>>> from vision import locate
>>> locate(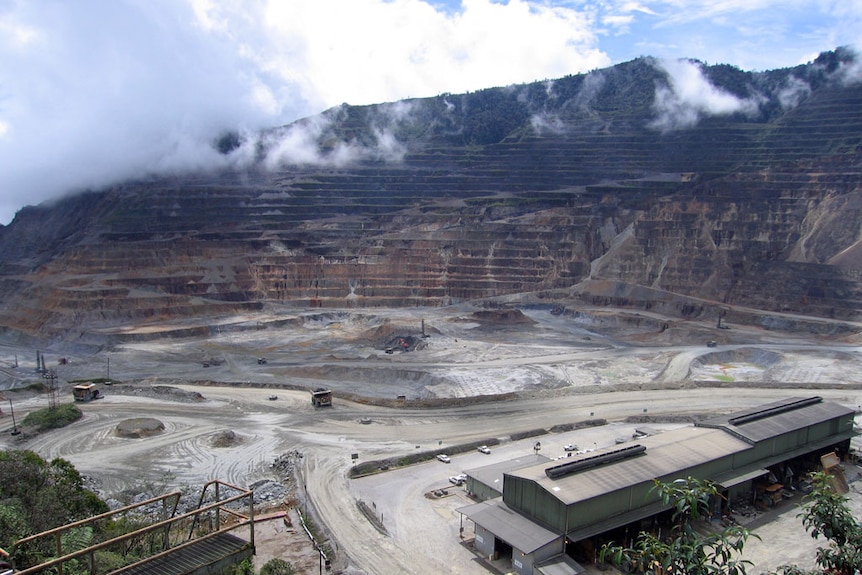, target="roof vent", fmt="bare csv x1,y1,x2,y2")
545,444,646,479
728,396,822,426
